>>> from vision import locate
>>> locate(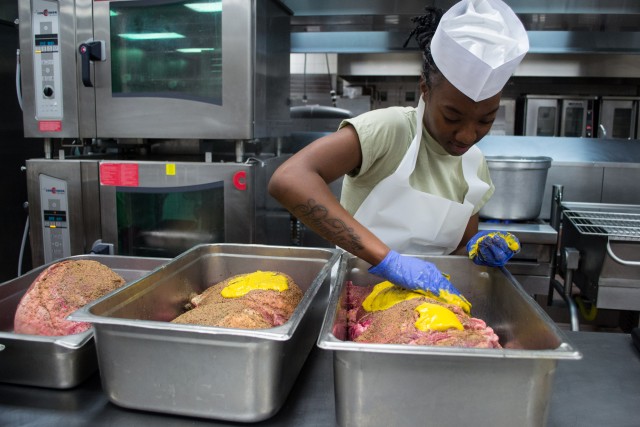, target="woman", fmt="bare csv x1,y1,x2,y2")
269,0,528,303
